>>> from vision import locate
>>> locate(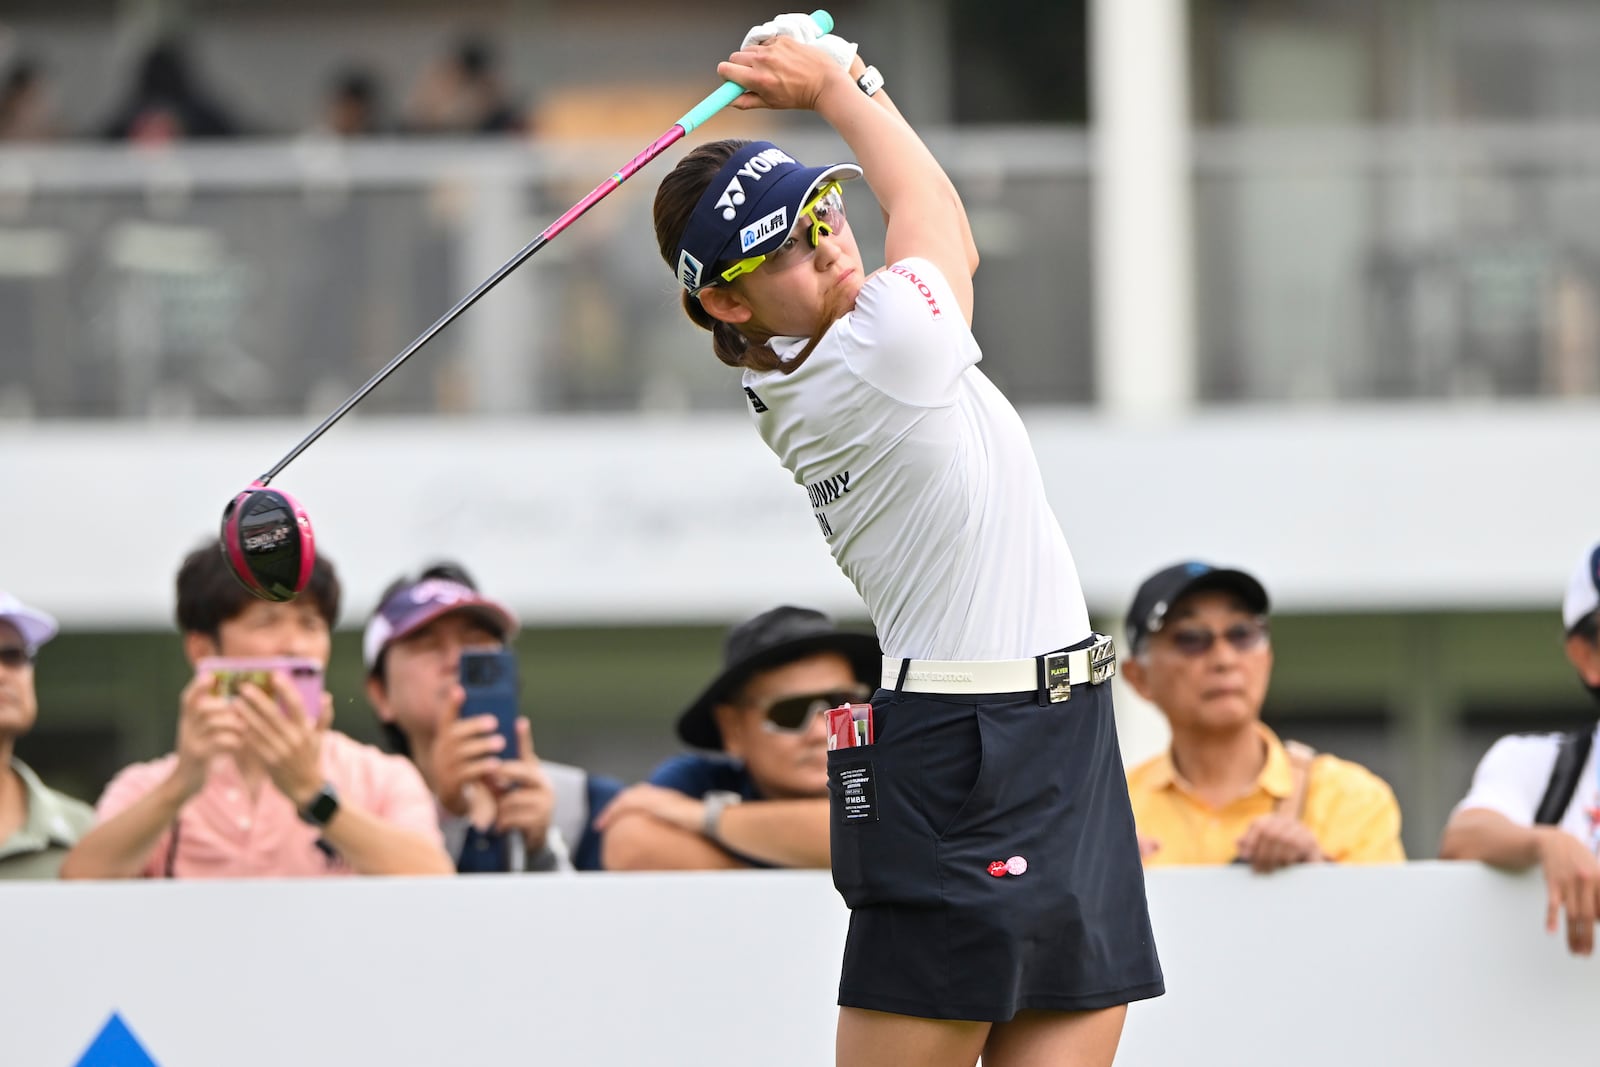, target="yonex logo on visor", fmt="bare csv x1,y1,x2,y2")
713,146,797,220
